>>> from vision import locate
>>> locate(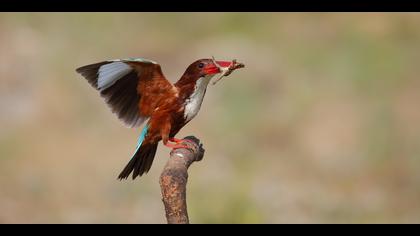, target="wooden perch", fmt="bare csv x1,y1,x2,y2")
159,136,205,224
